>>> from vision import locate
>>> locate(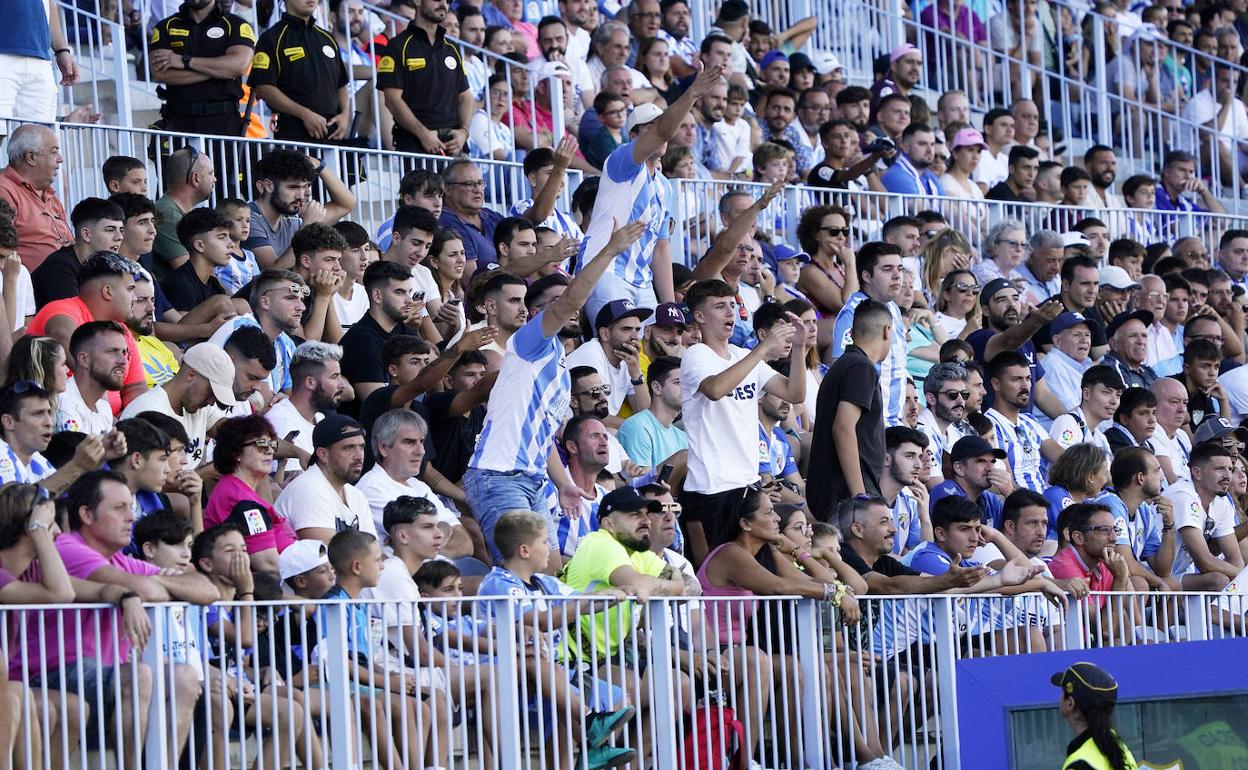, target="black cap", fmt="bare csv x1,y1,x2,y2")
1105,309,1153,339
312,414,365,450
949,435,1007,463
599,487,661,517
1051,662,1118,709
979,277,1014,306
